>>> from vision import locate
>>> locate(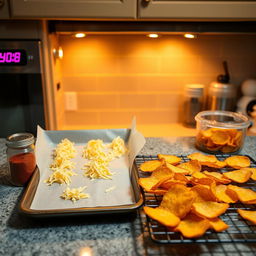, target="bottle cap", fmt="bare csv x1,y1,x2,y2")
6,133,35,148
